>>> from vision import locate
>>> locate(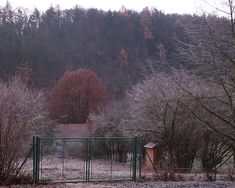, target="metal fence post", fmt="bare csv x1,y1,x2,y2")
138,138,142,180
85,138,88,182
36,136,40,184
110,139,113,180
87,138,91,182
132,136,137,181
33,136,36,184
85,138,91,182
62,138,65,181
